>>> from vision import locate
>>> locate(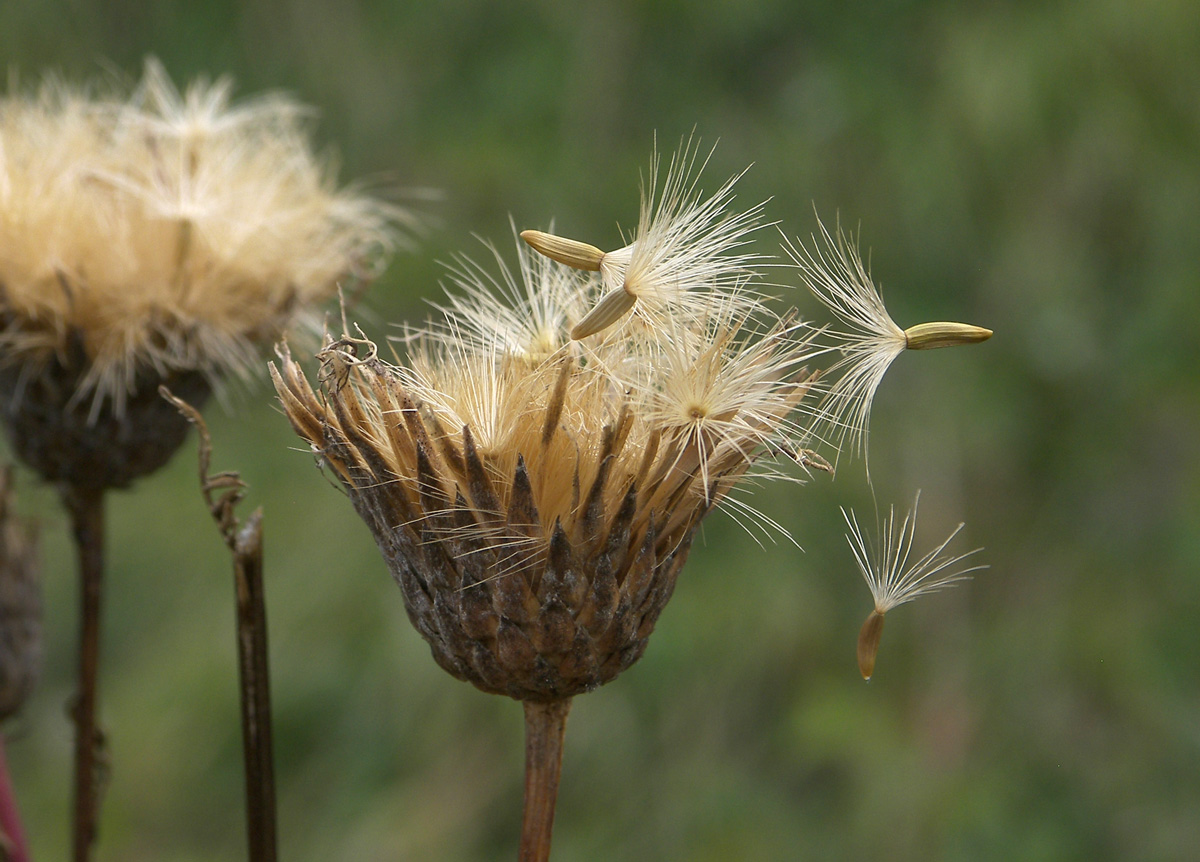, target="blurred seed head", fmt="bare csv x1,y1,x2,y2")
0,58,407,489
0,58,404,409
